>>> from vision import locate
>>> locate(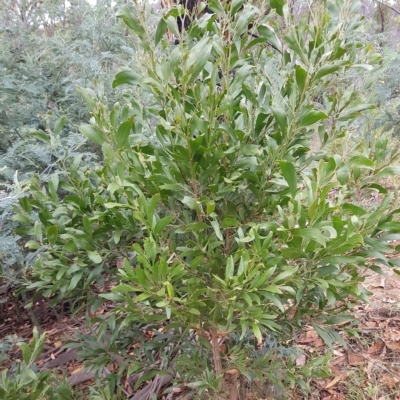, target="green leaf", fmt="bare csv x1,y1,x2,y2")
257,25,281,52
222,217,240,228
313,60,348,80
349,155,374,169
342,203,366,216
19,197,32,214
69,272,83,291
30,129,50,144
299,109,328,127
281,247,308,259
338,104,374,121
312,325,334,348
147,194,160,226
271,105,287,132
252,322,263,343
230,0,246,15
181,196,201,212
320,256,365,265
154,216,175,236
181,222,209,232
12,213,31,223
117,119,133,148
337,166,350,185
241,292,253,306
270,0,284,16
376,166,400,178
208,0,224,13
134,370,161,390
225,256,234,279
112,69,139,88
378,222,400,232
88,250,102,264
34,221,43,243
211,220,224,241
295,65,307,95
187,37,213,83
104,202,133,209
285,31,305,63
46,225,58,246
77,86,96,109
25,240,40,249
100,293,125,301
112,284,136,293
19,343,31,365
155,17,167,45
251,268,276,288
207,201,215,215
272,267,297,284
50,173,59,193
53,116,67,135
116,6,146,37
265,285,282,294
31,328,45,362
83,215,93,235
296,228,326,247
135,293,151,302
79,124,105,145
279,161,297,198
